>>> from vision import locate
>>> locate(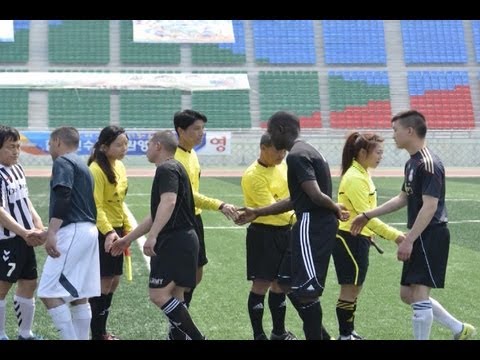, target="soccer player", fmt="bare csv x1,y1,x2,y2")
169,109,238,339
333,132,405,340
88,126,131,340
0,125,44,341
237,111,348,340
241,133,296,340
351,110,476,340
110,130,205,340
37,127,100,340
